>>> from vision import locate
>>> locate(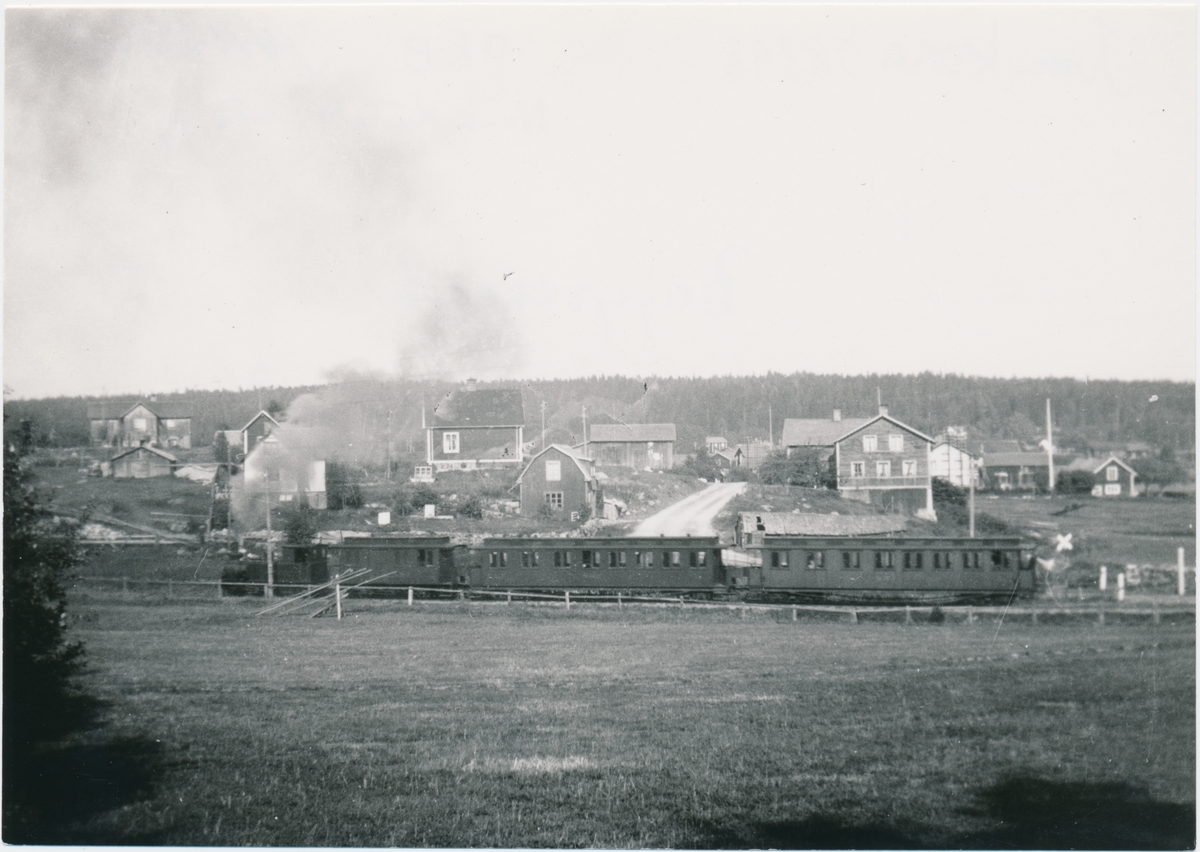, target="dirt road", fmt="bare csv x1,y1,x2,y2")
631,481,746,537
